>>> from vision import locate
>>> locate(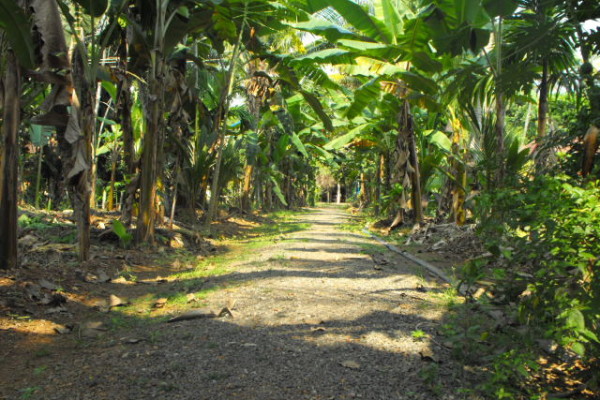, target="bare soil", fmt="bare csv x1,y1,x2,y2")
1,205,470,400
